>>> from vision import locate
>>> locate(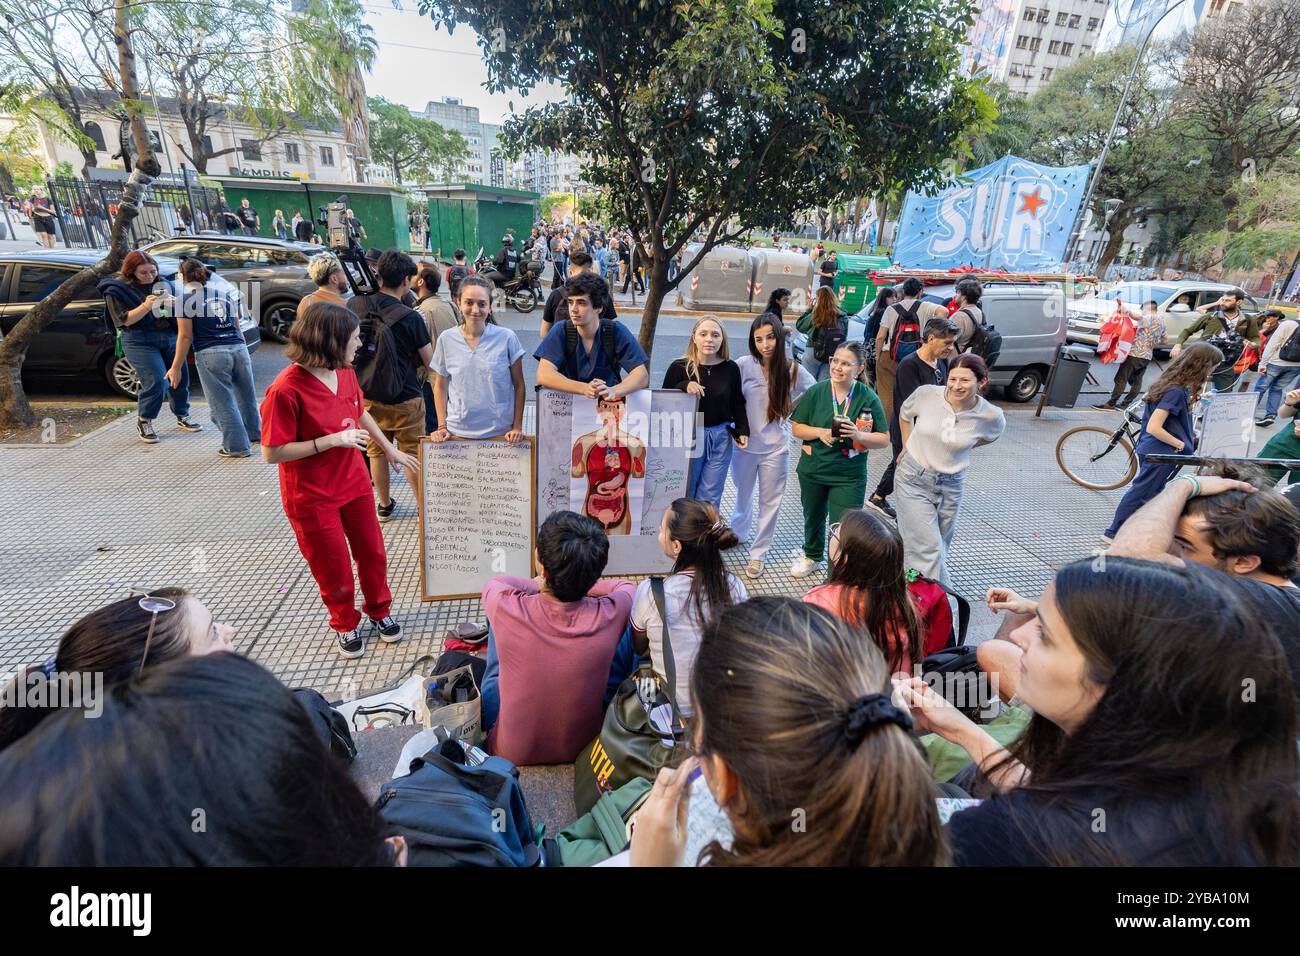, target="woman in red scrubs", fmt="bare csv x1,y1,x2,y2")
260,302,420,659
